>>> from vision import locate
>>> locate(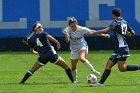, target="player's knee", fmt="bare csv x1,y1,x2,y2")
118,67,126,72
79,57,85,62
118,63,127,72
119,69,126,72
